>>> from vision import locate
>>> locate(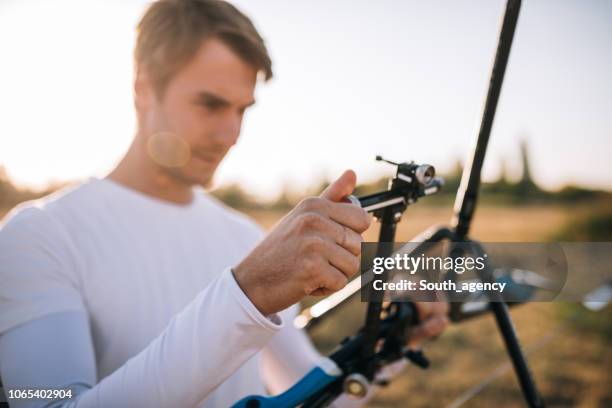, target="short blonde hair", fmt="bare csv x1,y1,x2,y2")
135,0,273,98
